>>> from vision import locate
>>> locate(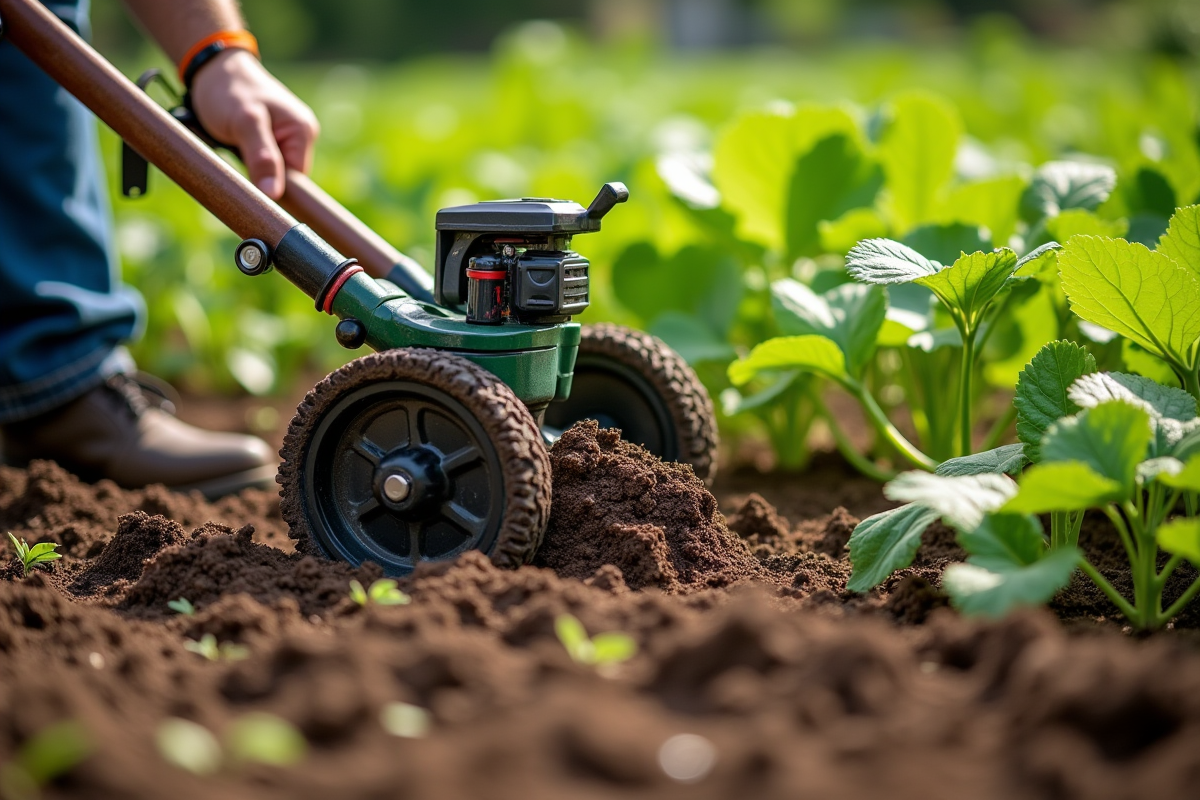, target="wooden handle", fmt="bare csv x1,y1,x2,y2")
280,171,411,279
0,0,297,246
